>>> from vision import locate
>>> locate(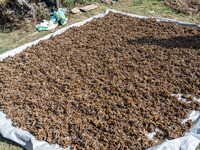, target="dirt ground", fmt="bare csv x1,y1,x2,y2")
166,0,200,15
0,12,200,149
